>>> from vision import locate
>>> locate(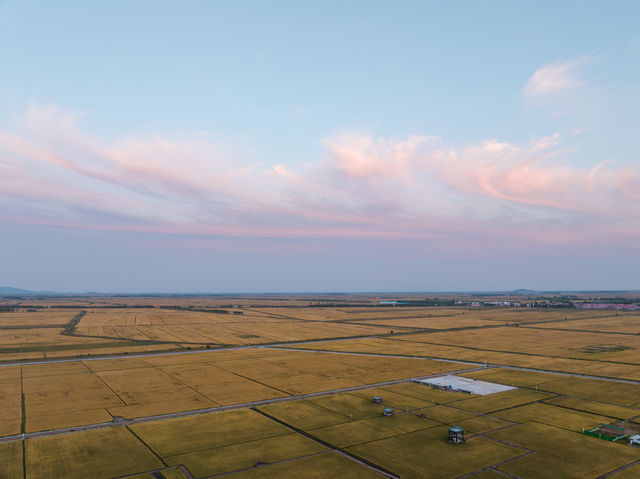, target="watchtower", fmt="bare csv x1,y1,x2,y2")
448,426,465,444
